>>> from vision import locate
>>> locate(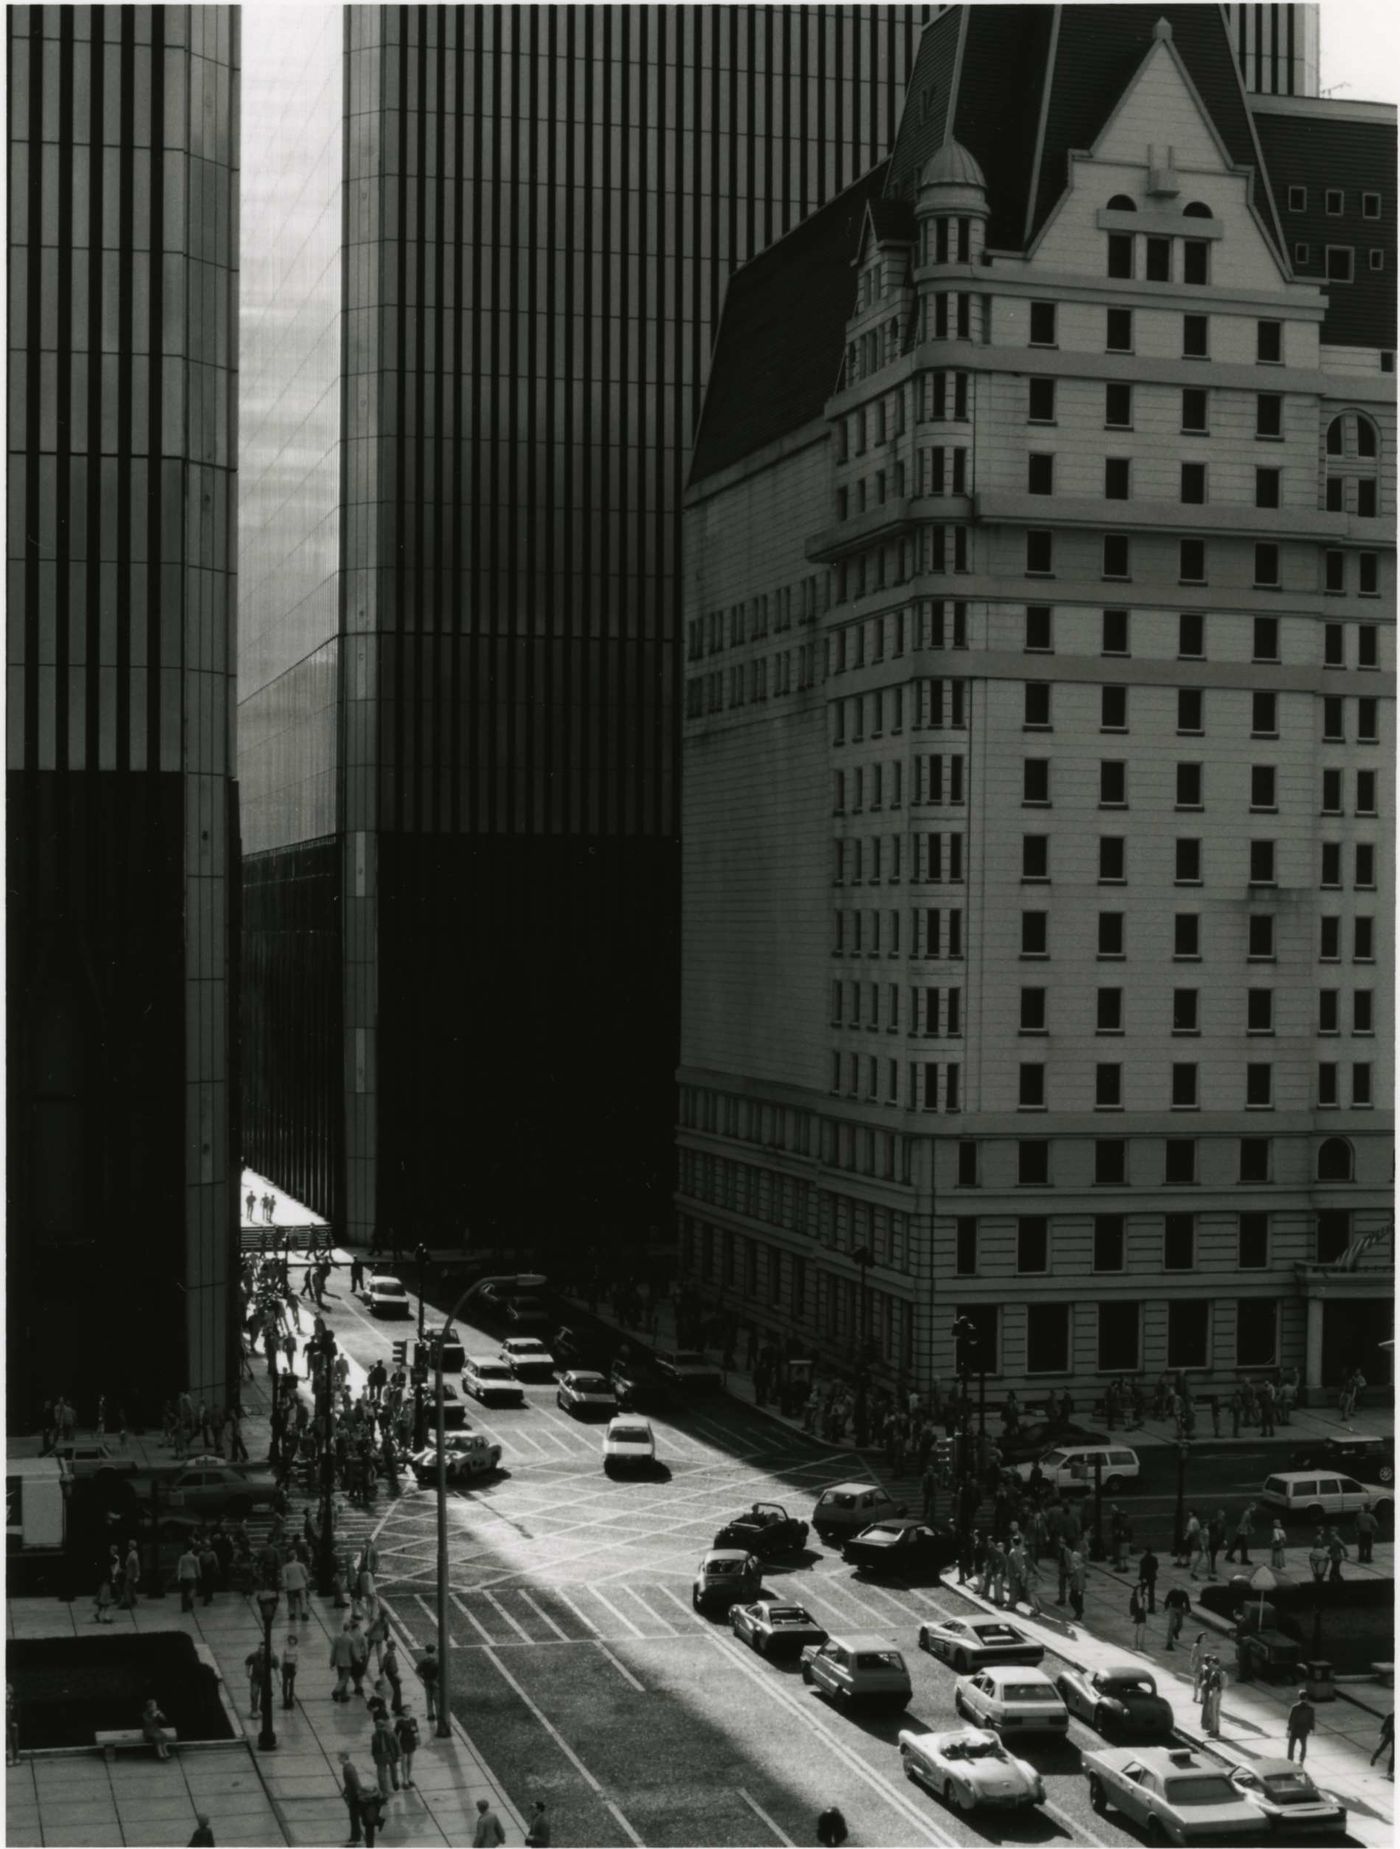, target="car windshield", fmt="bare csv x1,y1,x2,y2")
477,1363,511,1379
948,1739,1004,1762
1105,1680,1154,1697
768,1608,809,1624
975,1626,1017,1642
573,1375,608,1391
825,1494,856,1508
612,1427,649,1443
673,1352,707,1366
855,1651,904,1671
708,1559,745,1575
863,1525,899,1540
1041,1451,1068,1467
375,1281,407,1295
1003,1684,1056,1701
513,1341,548,1353
1260,1774,1320,1803
1168,1776,1239,1806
